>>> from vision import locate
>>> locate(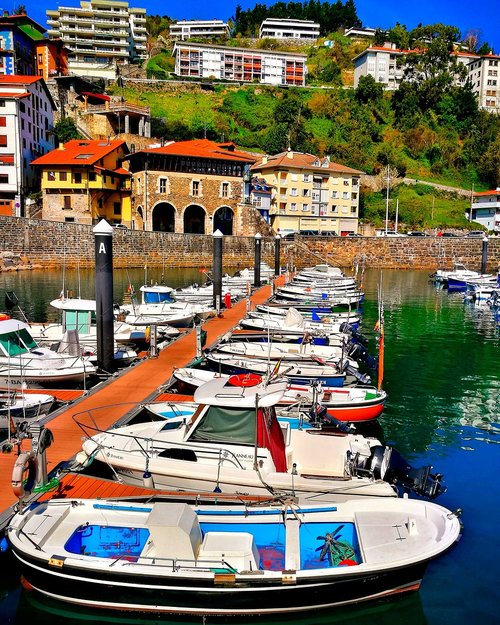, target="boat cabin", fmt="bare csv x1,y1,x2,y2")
140,285,176,305
0,319,38,357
